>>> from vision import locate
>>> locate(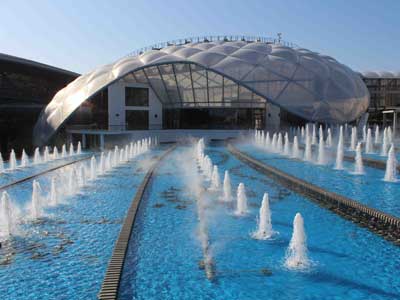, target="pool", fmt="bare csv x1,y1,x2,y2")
1,139,400,300
236,142,400,217
119,142,400,300
0,140,164,299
